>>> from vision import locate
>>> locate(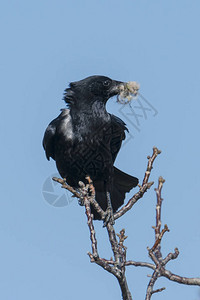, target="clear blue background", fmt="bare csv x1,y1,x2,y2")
1,0,200,299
